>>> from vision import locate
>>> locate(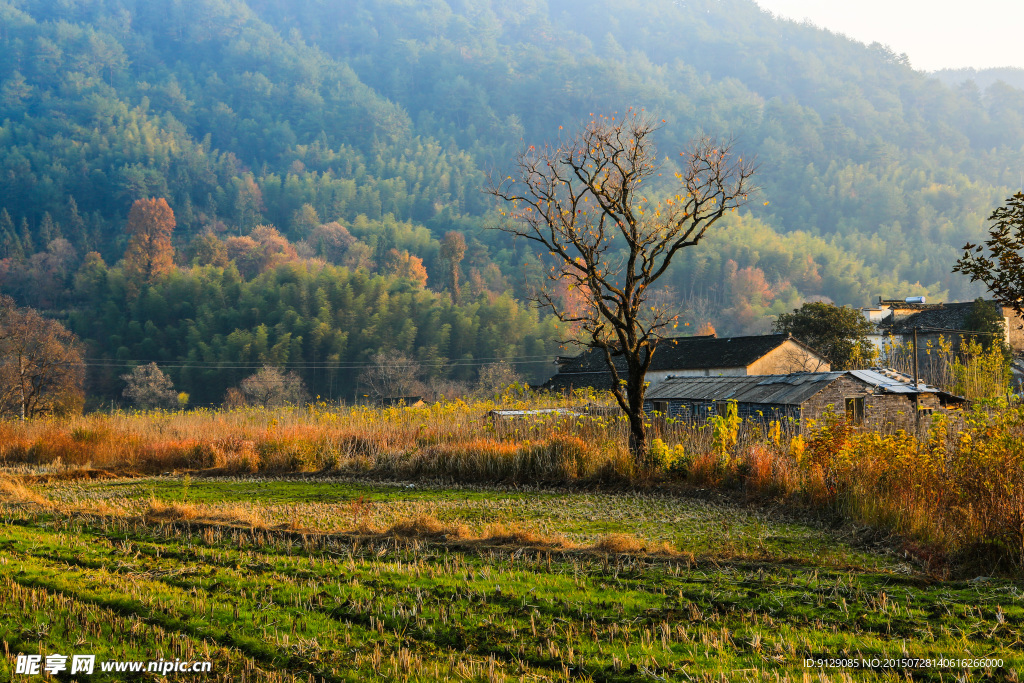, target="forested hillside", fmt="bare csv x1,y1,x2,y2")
934,67,1024,92
0,0,1020,403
